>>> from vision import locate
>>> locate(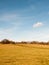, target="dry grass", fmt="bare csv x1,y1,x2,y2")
0,44,49,65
